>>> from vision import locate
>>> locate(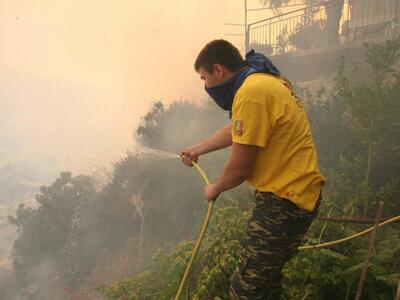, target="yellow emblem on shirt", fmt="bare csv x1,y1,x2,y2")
234,120,244,136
